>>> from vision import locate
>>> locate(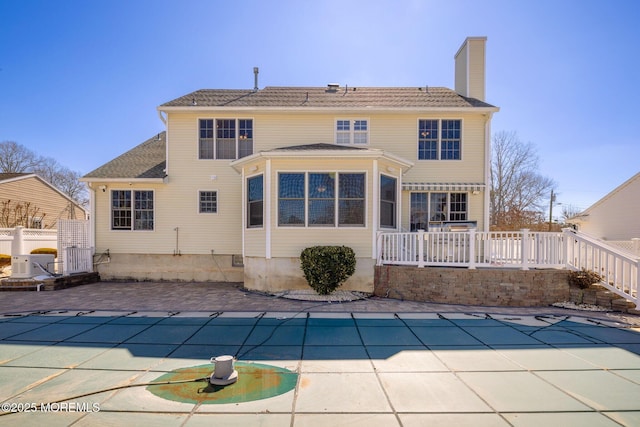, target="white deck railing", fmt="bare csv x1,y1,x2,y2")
377,229,566,269
377,228,639,308
564,229,638,308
